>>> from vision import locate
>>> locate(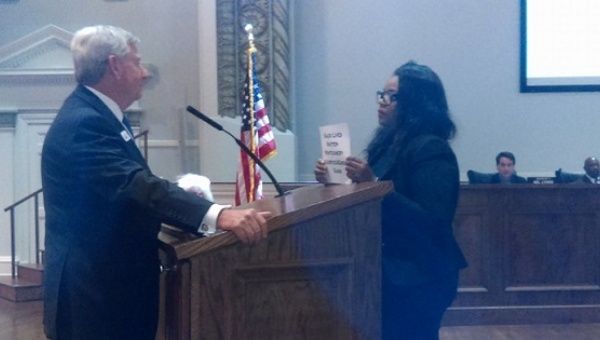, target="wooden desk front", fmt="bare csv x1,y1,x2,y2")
446,184,600,325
